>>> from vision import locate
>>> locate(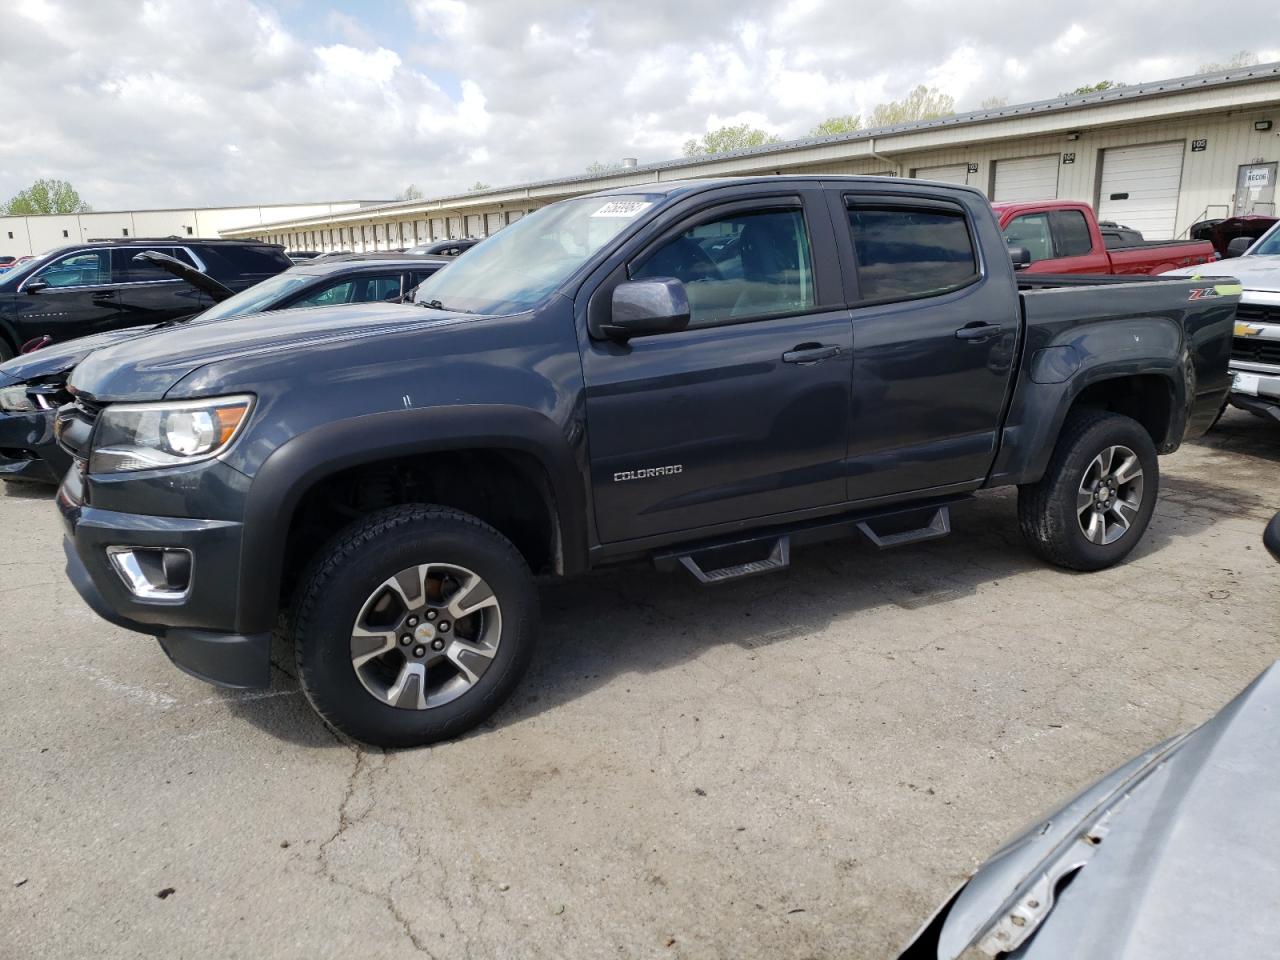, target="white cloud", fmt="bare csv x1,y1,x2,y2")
0,0,1272,209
